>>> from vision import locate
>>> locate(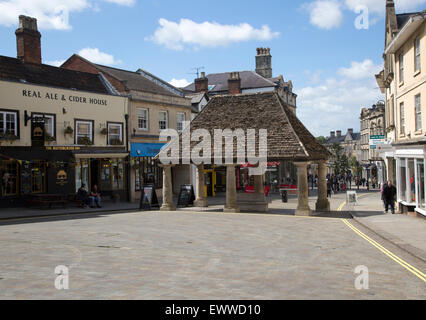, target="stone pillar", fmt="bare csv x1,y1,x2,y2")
194,164,208,207
160,165,176,211
224,164,240,213
315,160,330,212
254,174,264,195
295,162,312,216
